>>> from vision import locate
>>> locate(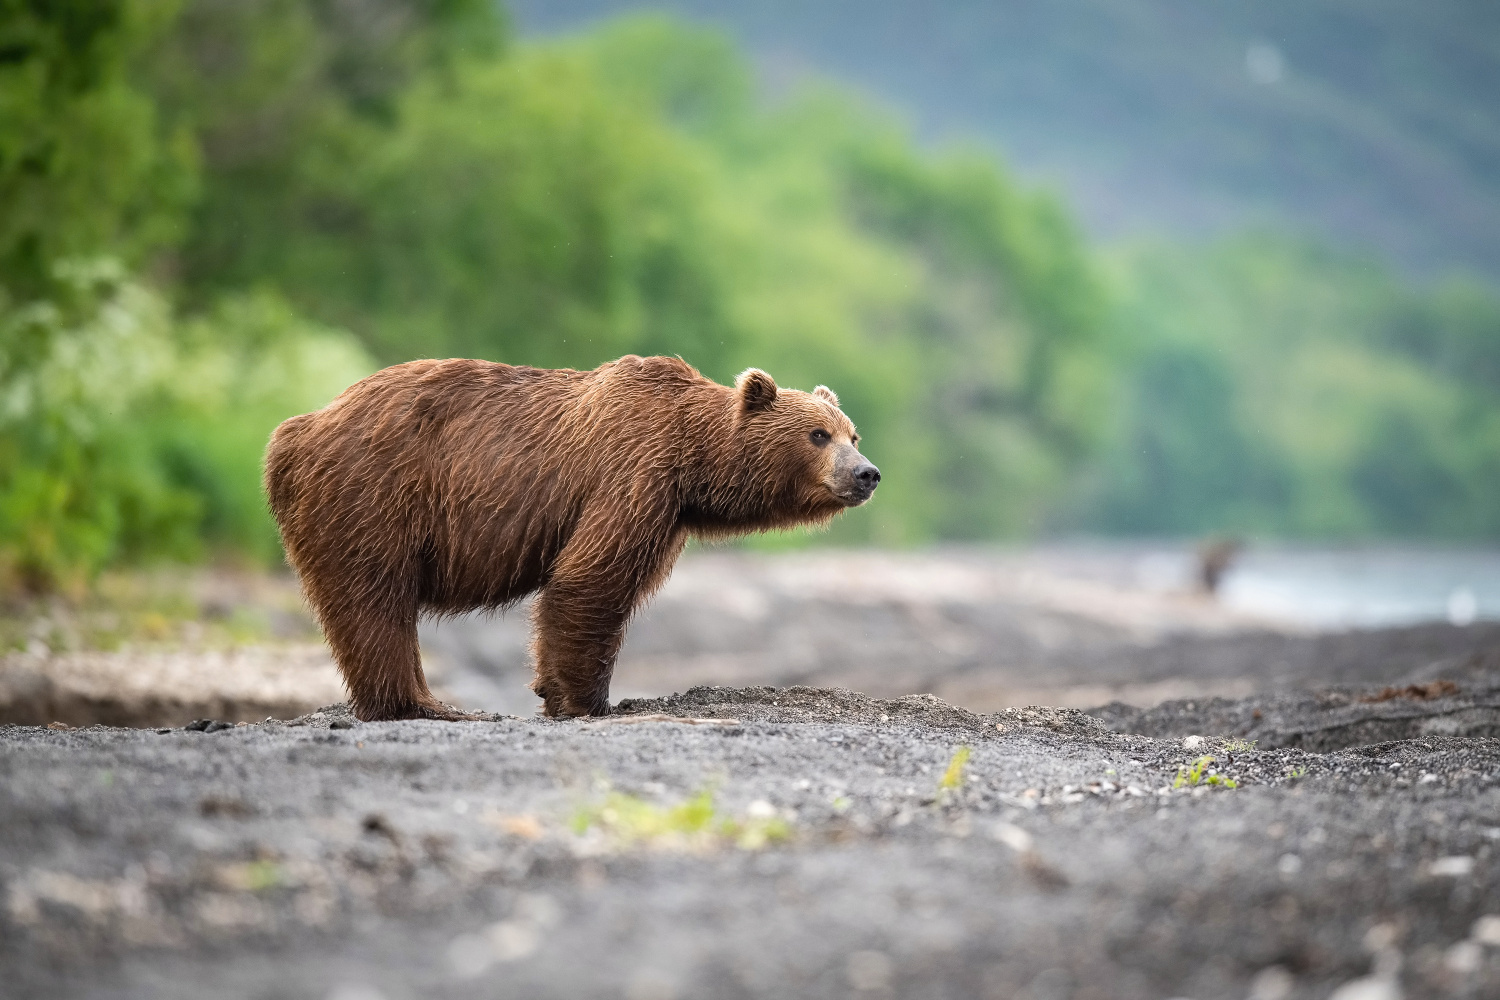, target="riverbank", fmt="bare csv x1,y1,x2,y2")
4,683,1498,999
